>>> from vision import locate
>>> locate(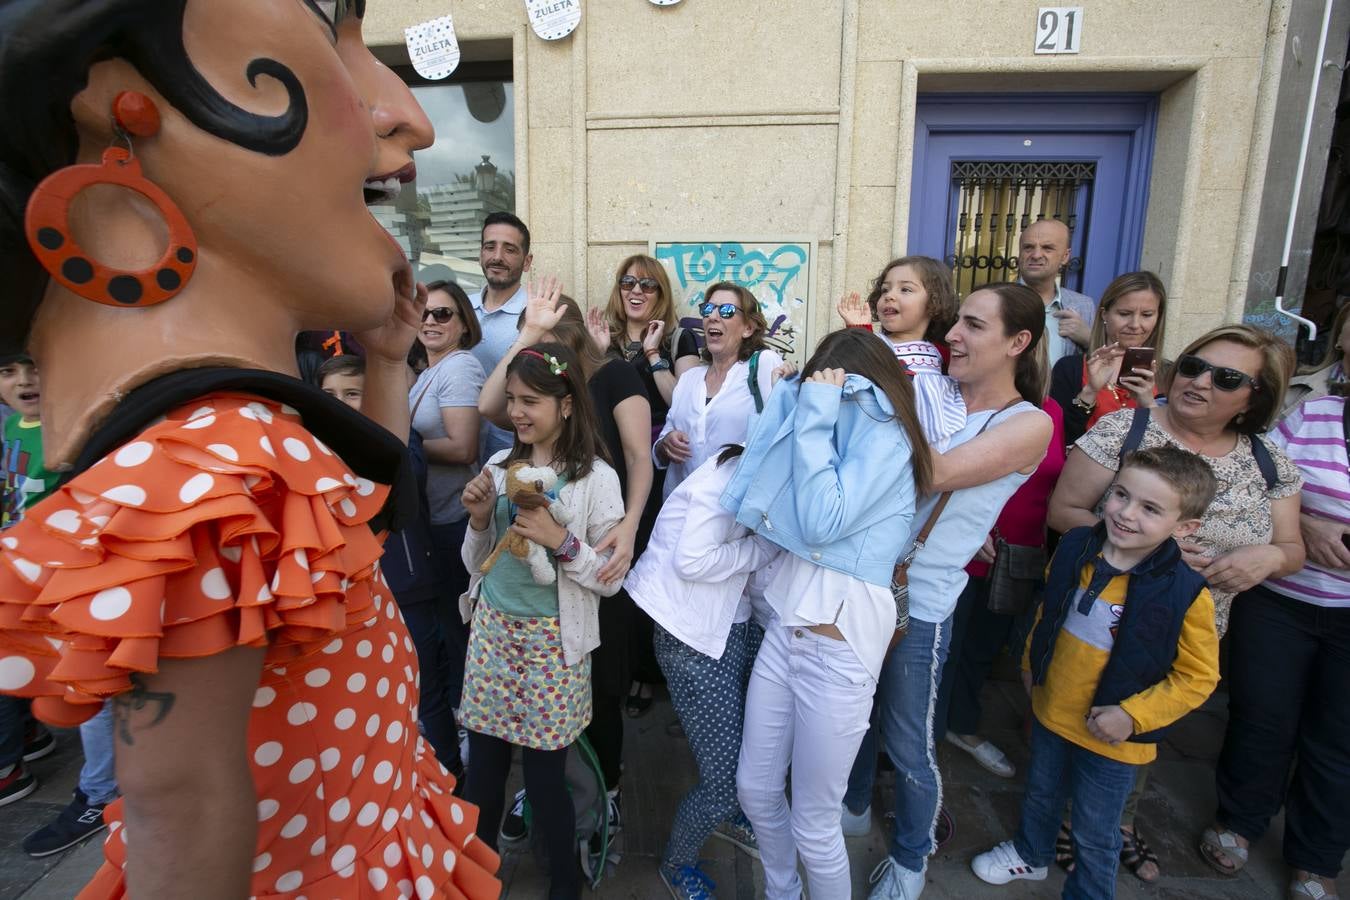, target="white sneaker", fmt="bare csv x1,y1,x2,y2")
944,733,1015,778
971,840,1048,885
841,803,872,837
868,856,926,899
